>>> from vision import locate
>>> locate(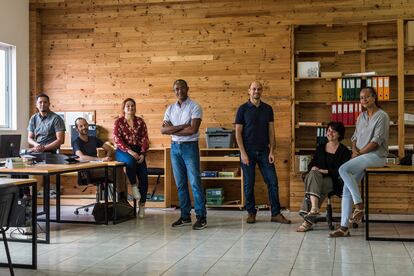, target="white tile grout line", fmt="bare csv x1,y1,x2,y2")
288,230,306,276
201,222,269,276
403,242,414,265
157,224,224,275
368,240,376,275
244,223,290,276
